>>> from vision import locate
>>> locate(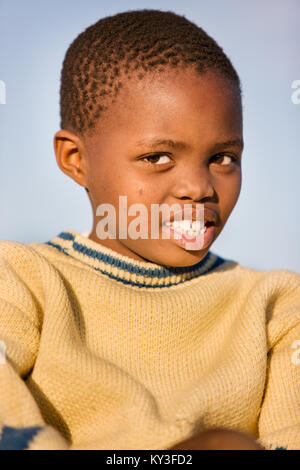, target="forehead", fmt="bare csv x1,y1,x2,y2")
86,67,242,150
